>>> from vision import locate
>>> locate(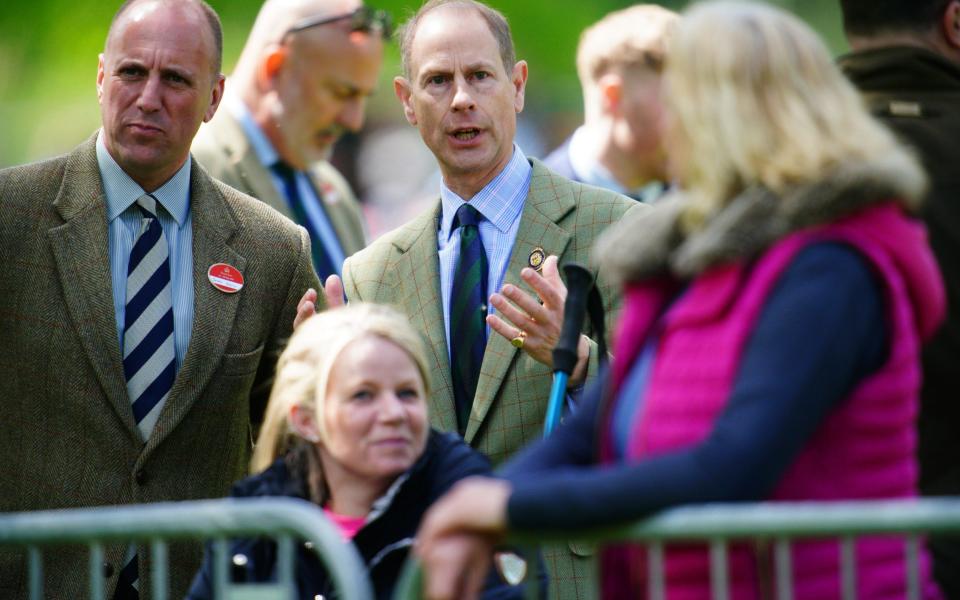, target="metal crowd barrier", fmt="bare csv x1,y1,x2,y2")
393,497,960,600
0,497,373,600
